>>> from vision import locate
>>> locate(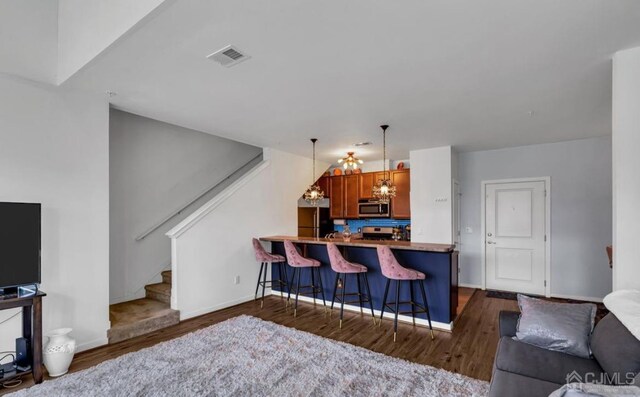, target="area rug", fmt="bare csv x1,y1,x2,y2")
10,315,488,397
